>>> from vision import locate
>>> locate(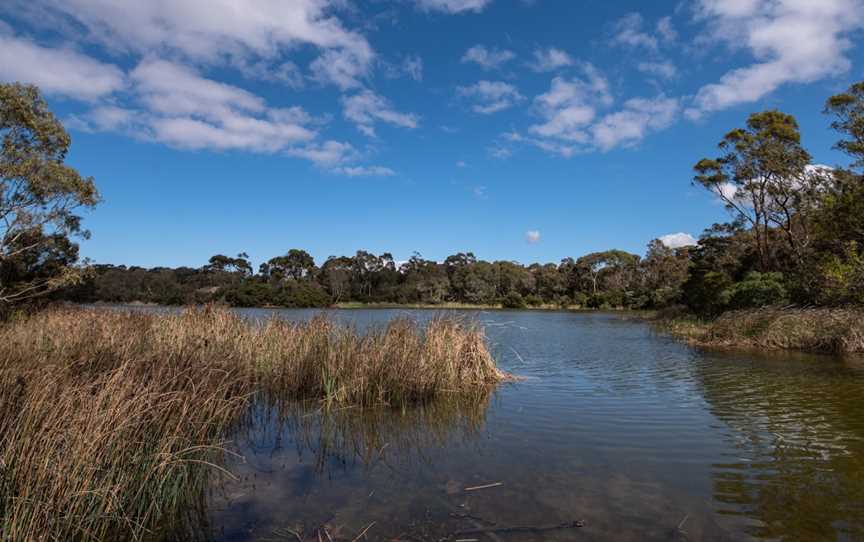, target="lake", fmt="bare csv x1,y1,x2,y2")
196,307,864,541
